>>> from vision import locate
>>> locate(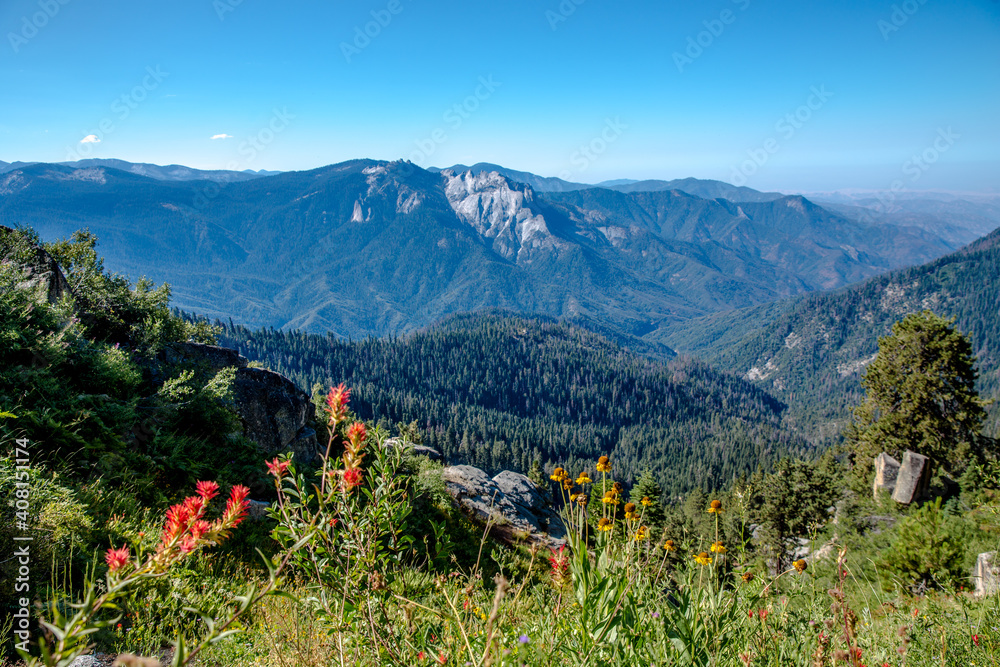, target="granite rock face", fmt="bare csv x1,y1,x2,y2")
441,465,564,542
975,552,999,597
233,367,318,461
873,452,901,500
892,450,931,505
